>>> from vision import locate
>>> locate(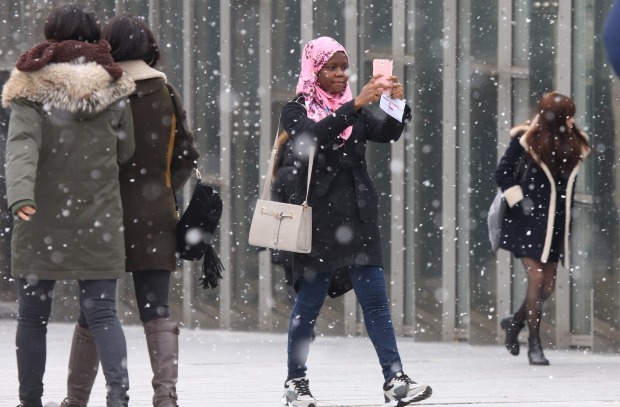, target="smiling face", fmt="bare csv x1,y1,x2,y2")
317,51,349,95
